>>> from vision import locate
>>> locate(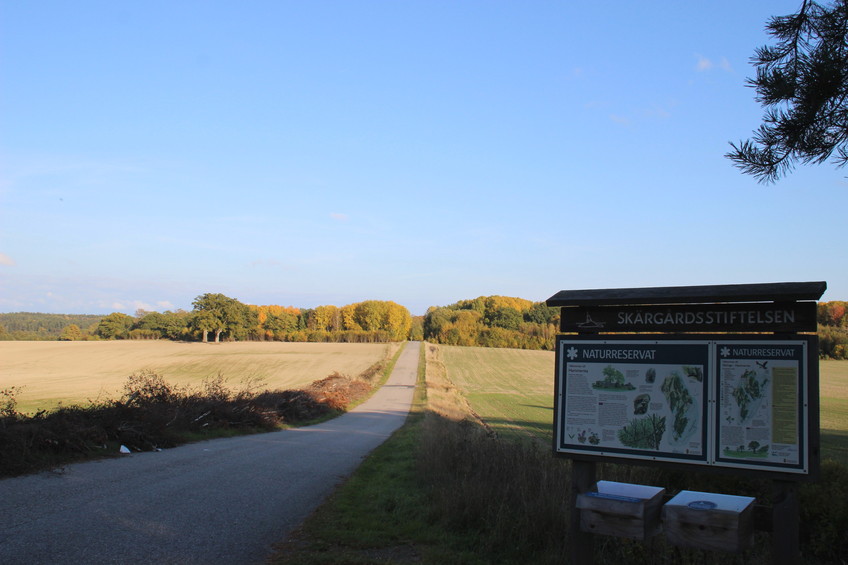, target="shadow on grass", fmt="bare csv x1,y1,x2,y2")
271,408,848,565
821,428,848,466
